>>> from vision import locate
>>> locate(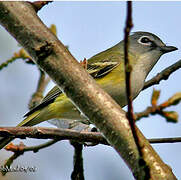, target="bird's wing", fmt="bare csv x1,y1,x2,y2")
24,54,121,117
42,85,61,103
87,47,122,78
24,86,61,117
87,60,120,78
